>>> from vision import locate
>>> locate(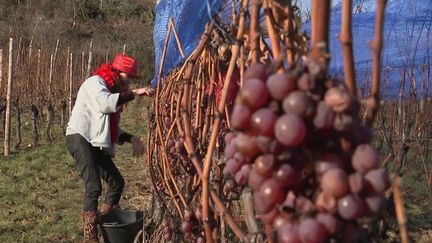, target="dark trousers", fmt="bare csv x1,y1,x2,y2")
65,134,124,212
